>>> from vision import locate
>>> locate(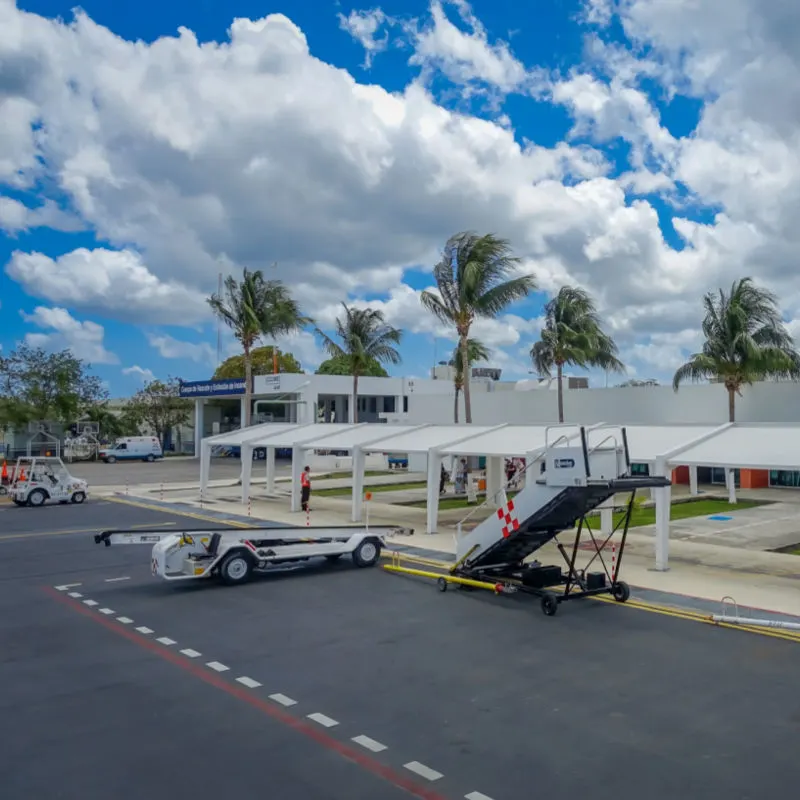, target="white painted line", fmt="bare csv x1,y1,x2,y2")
465,792,495,800
180,648,201,658
352,735,387,753
68,592,83,598
156,637,176,646
404,762,443,781
104,576,131,583
98,608,115,615
206,661,229,672
135,626,154,634
268,693,297,707
236,676,262,689
55,583,82,591
82,599,99,607
307,712,339,728
116,616,133,624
